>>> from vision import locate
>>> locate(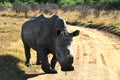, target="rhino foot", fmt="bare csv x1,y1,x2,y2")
42,64,58,74
50,69,58,74
44,69,58,74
